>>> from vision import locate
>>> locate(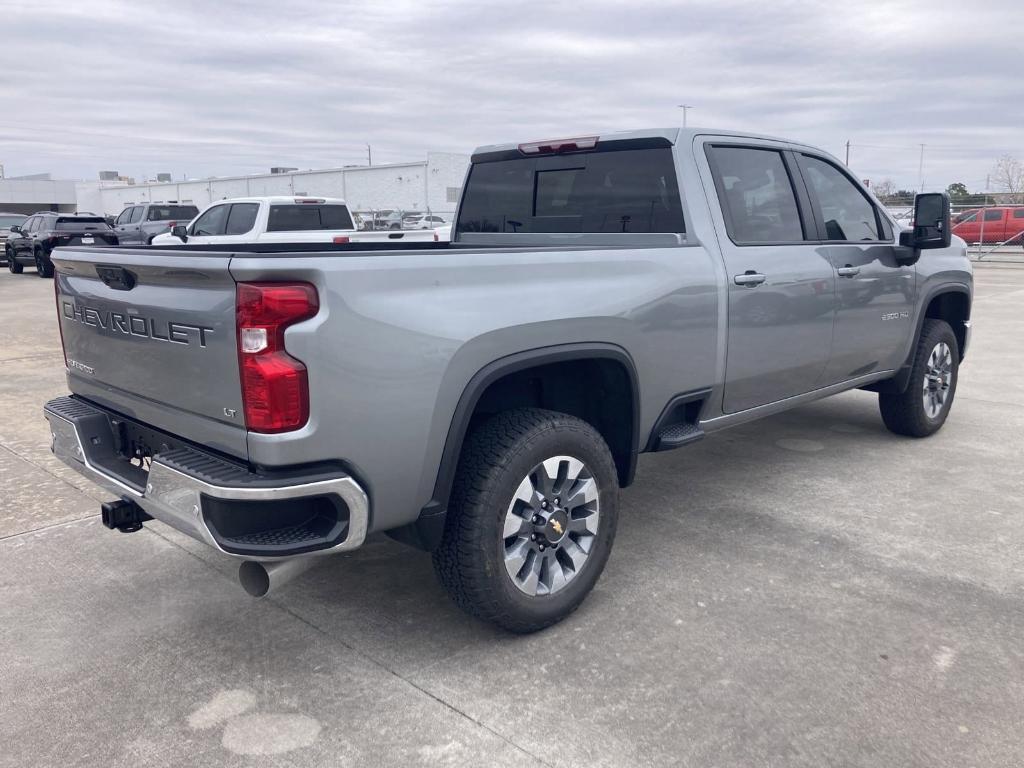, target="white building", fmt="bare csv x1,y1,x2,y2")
74,152,469,219
0,176,77,214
